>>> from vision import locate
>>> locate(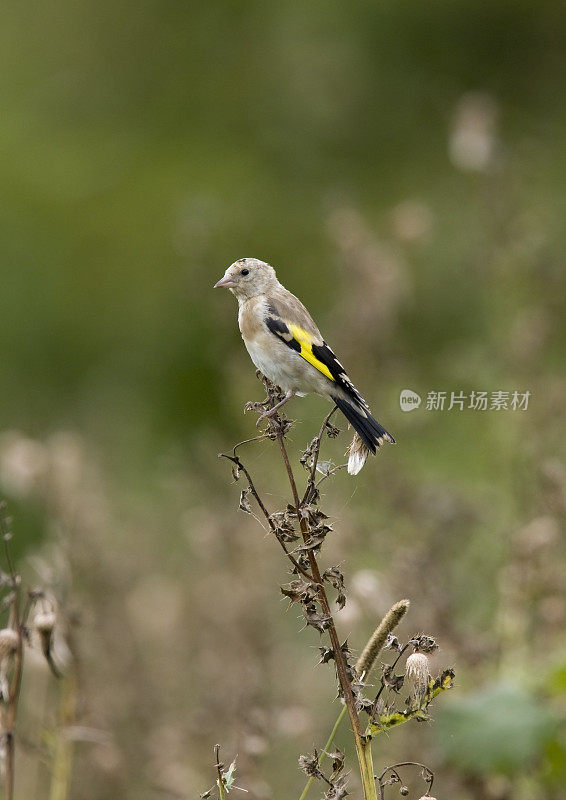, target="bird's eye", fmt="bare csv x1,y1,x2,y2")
241,268,249,276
